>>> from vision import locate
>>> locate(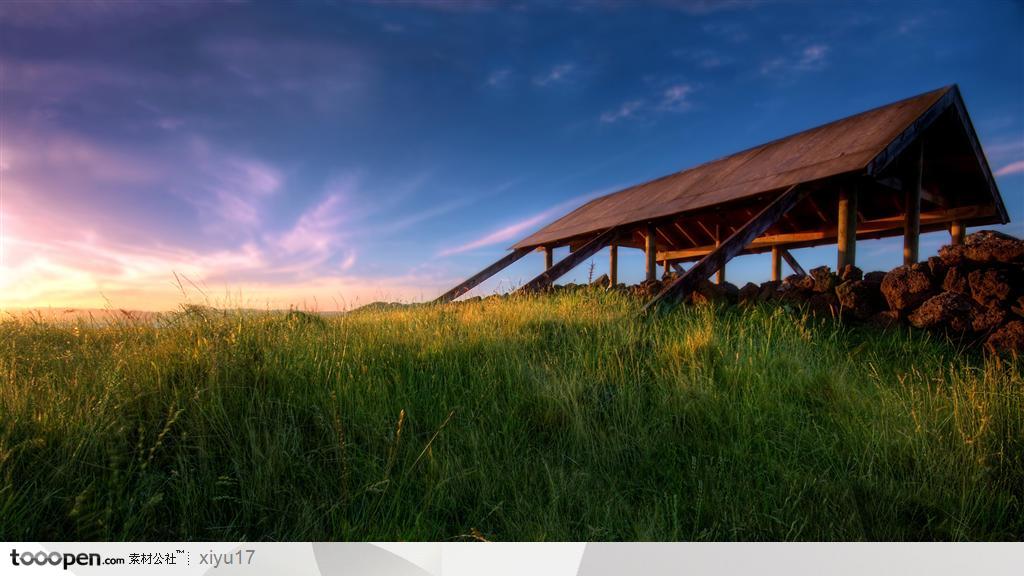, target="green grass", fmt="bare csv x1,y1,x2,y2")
0,291,1021,541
